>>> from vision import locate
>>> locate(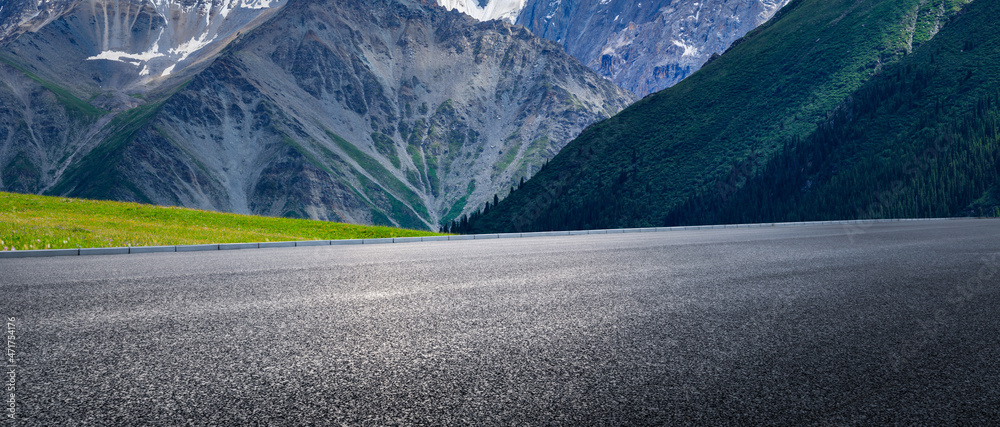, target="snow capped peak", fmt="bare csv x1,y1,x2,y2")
436,0,527,24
